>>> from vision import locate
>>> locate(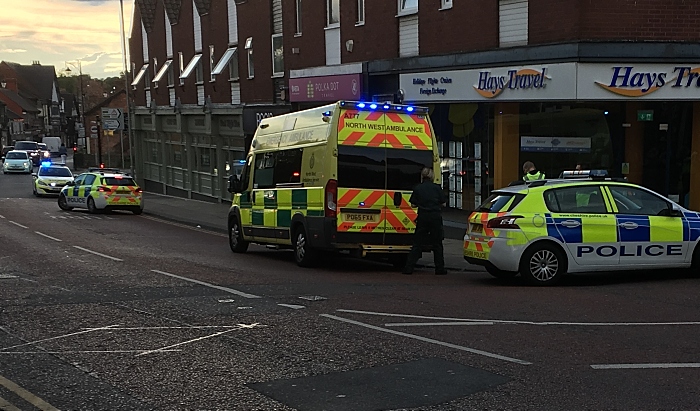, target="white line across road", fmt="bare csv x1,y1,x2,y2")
8,221,27,229
35,231,62,242
591,363,700,370
1,325,120,351
321,314,532,366
0,375,60,411
73,246,123,262
0,214,5,219
384,322,495,327
151,270,261,299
